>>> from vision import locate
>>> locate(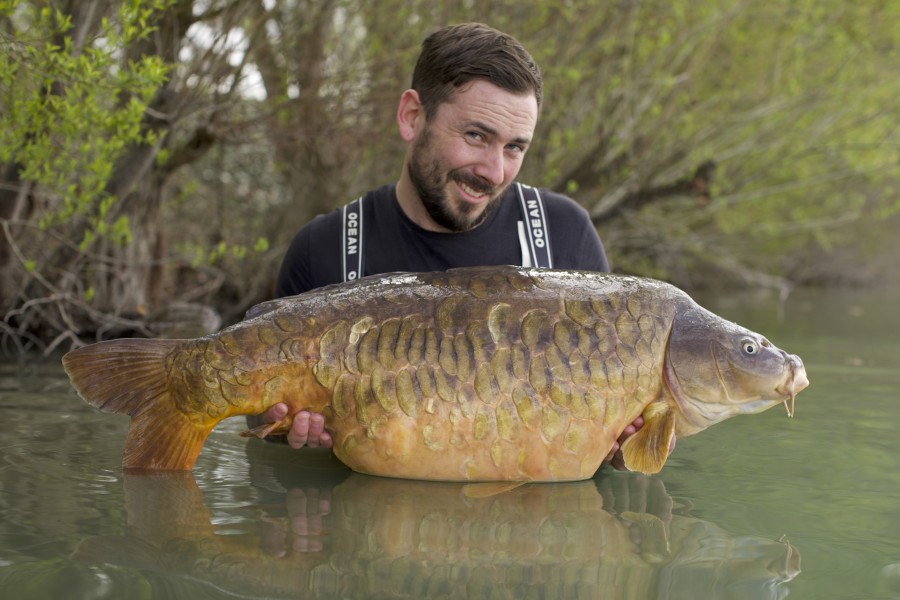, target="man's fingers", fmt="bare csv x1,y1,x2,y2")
308,413,325,433
617,425,635,443
264,402,289,423
604,441,620,463
306,413,325,448
285,411,334,449
288,411,311,449
602,415,646,470
617,415,644,443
